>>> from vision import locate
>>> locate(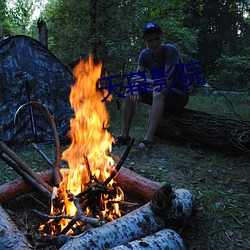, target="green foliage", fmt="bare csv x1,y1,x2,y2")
5,0,35,35
186,93,250,120
208,54,250,89
185,0,250,89
41,0,199,78
2,0,250,91
0,0,12,36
